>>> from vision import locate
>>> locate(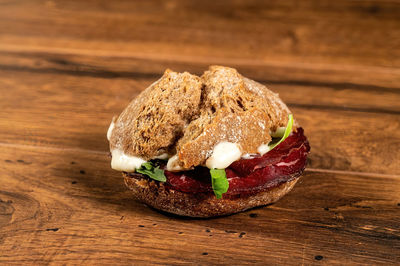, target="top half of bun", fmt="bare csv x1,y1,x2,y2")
109,66,294,169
